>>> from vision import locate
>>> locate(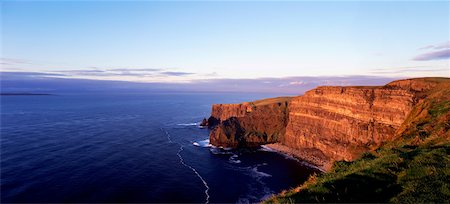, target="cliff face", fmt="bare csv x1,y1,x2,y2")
208,97,291,148
265,78,450,204
283,84,416,167
207,78,447,169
